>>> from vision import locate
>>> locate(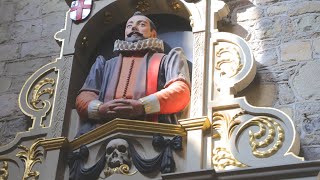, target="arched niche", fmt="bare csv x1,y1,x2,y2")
60,0,202,138
68,0,198,71
63,0,199,83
